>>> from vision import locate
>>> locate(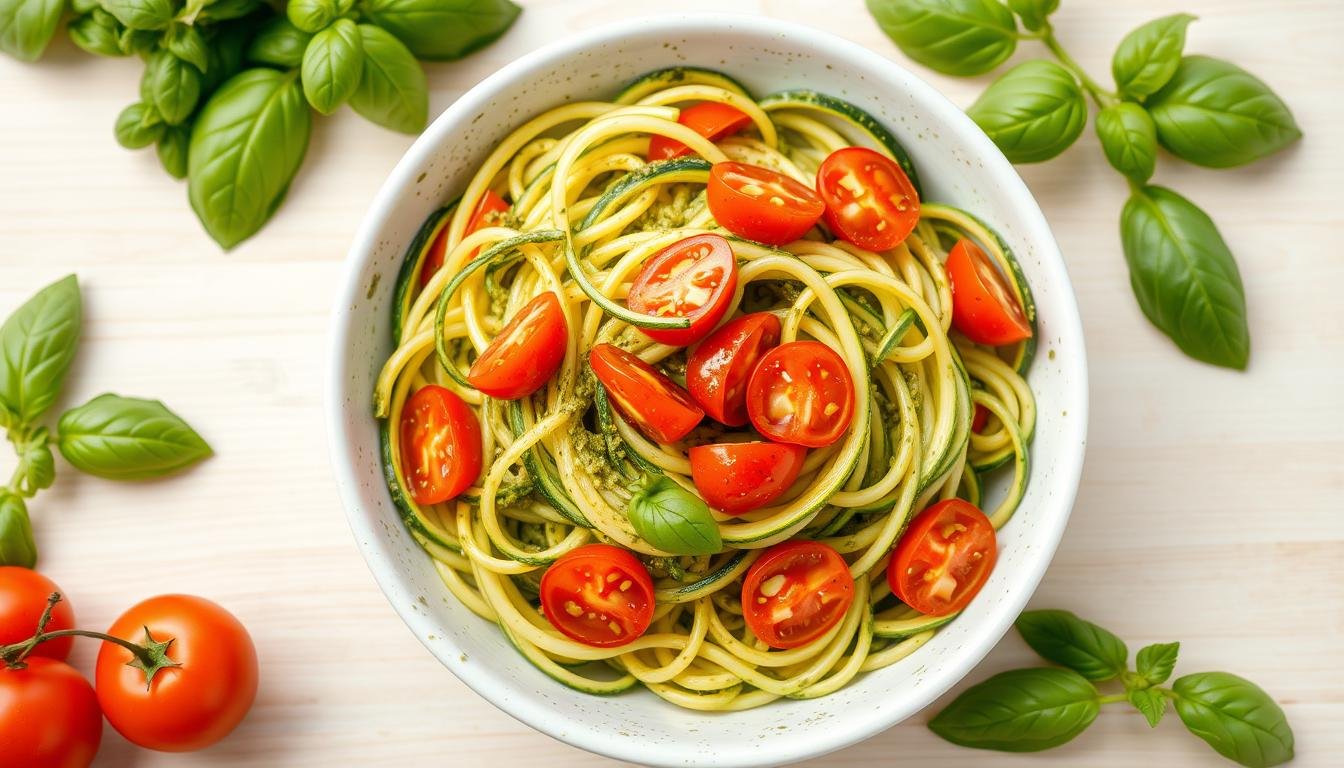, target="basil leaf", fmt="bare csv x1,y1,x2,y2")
1120,185,1249,369
866,0,1017,76
929,668,1099,751
1135,641,1180,686
0,274,81,426
115,102,165,149
201,20,249,92
967,60,1086,164
164,22,209,73
71,0,100,14
1147,55,1302,168
117,26,158,56
0,0,66,61
69,10,129,58
246,17,313,69
188,69,312,249
1095,102,1157,182
349,24,427,134
57,393,212,480
287,0,344,34
361,0,520,61
103,0,176,31
1005,0,1056,32
0,492,37,568
627,476,722,556
1015,609,1129,680
15,439,55,497
1129,687,1167,728
1111,13,1195,99
302,18,364,115
145,50,203,126
196,0,260,22
1173,672,1294,768
156,124,190,179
